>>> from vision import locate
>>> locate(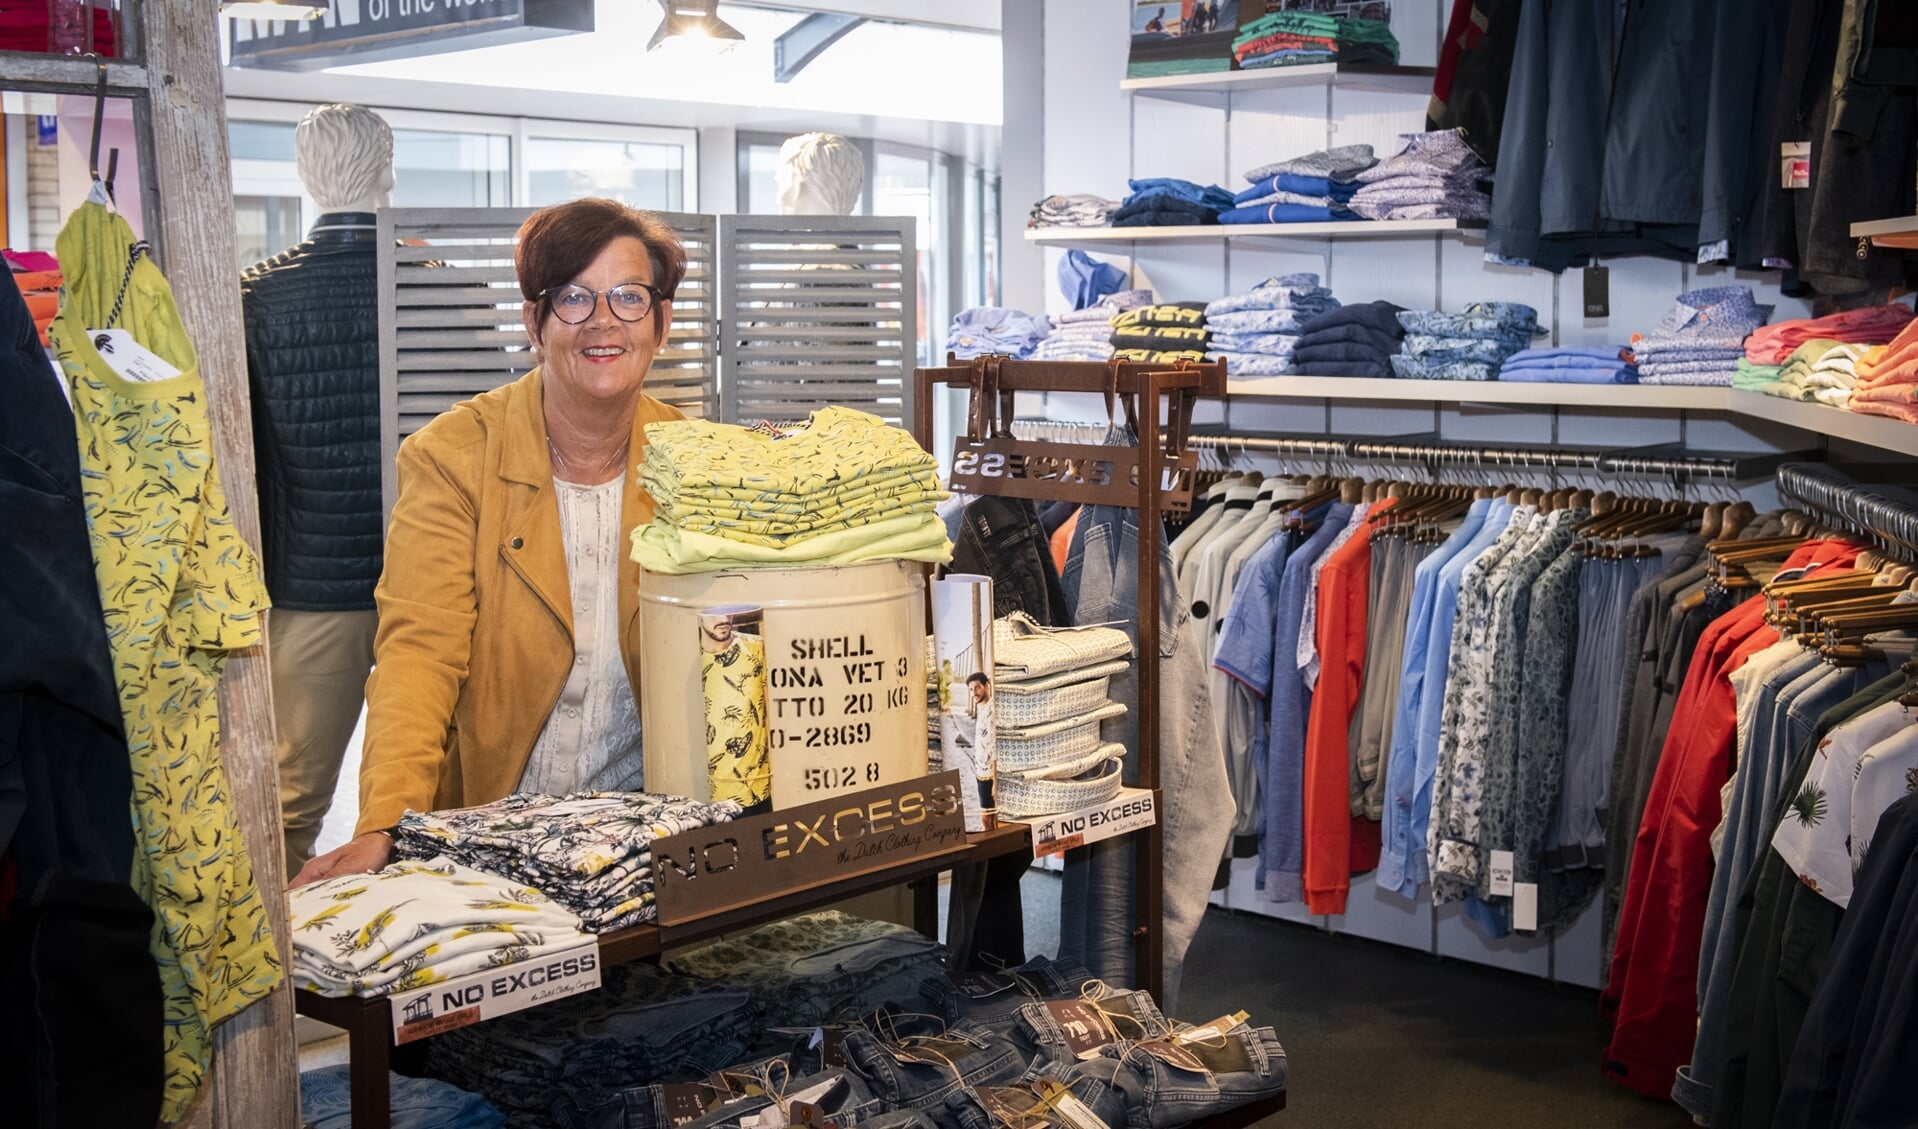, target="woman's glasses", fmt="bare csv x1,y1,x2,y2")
541,282,664,324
